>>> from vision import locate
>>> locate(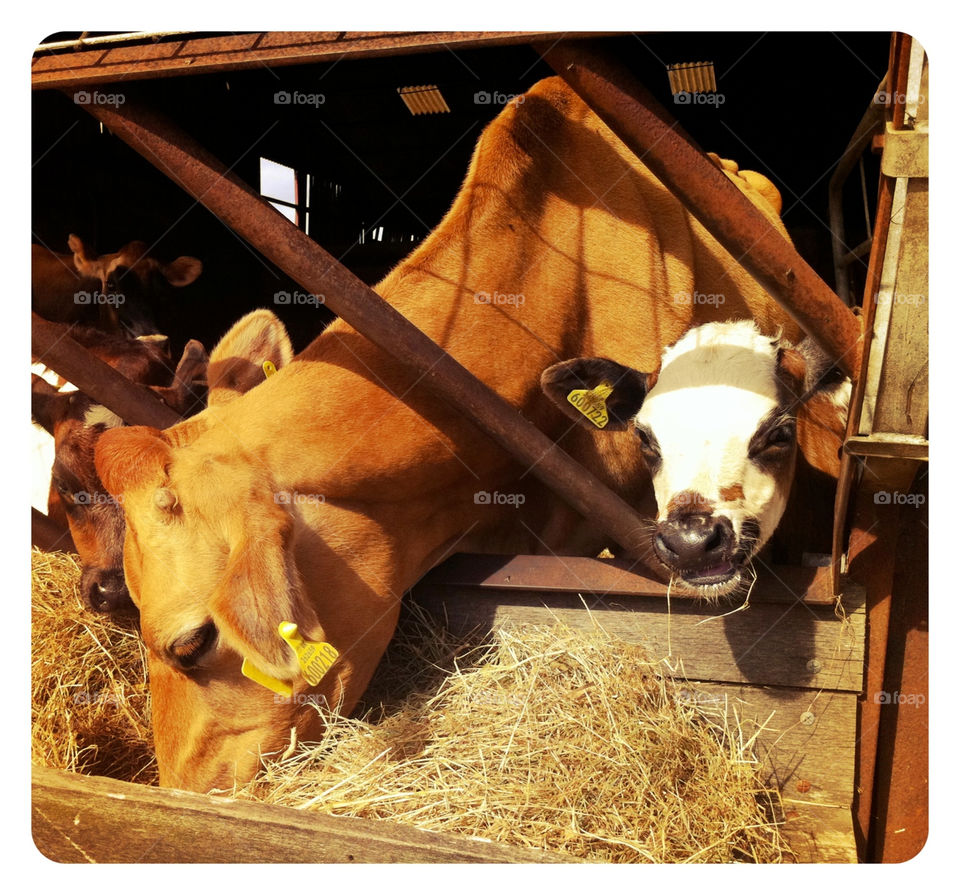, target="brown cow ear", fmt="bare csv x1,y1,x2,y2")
206,309,294,406
209,503,320,681
775,347,807,402
94,426,171,497
540,357,652,431
161,256,202,287
67,233,96,276
31,375,71,435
